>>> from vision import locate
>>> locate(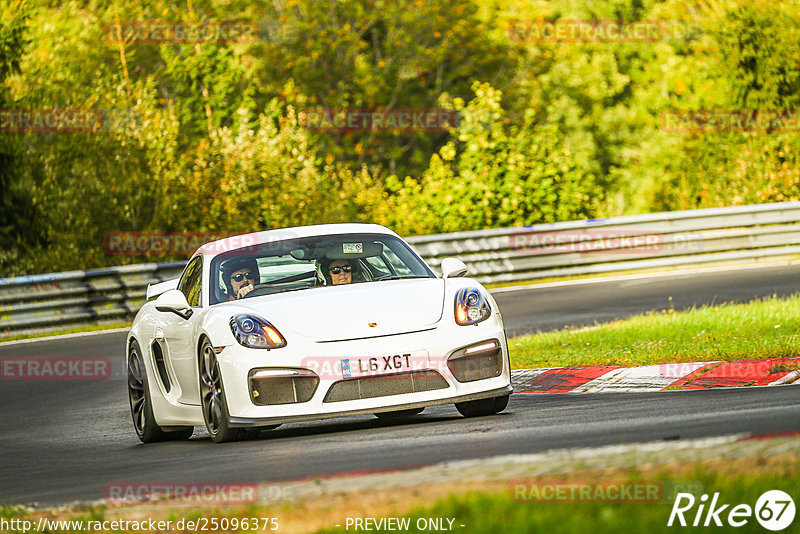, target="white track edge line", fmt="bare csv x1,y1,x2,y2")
490,261,797,294
0,327,130,347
